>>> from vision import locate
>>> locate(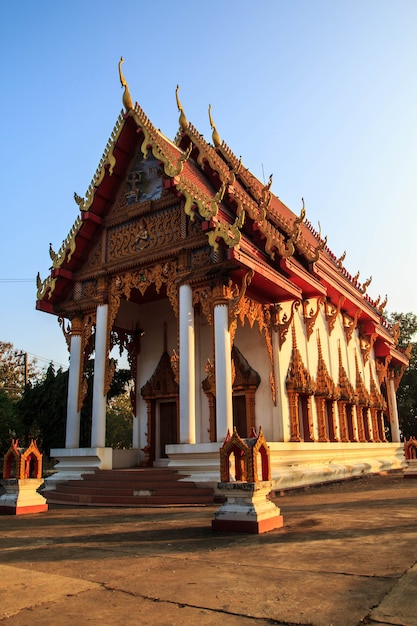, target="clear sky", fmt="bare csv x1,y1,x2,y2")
1,0,416,372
